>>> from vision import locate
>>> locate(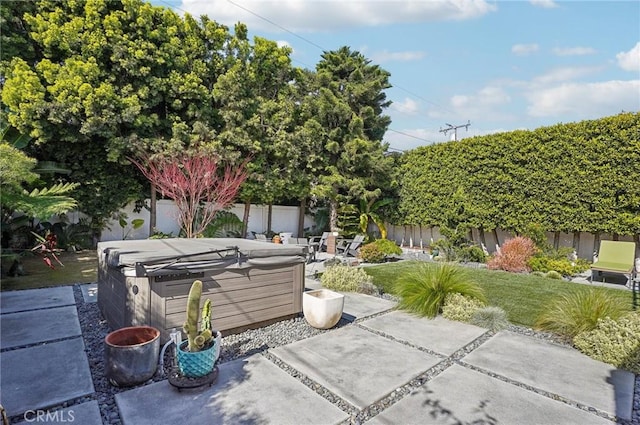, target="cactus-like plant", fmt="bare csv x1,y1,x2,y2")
183,280,213,352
